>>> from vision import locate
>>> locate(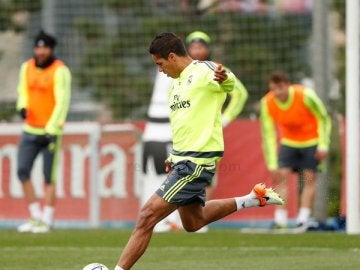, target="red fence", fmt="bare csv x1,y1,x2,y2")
0,120,299,226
